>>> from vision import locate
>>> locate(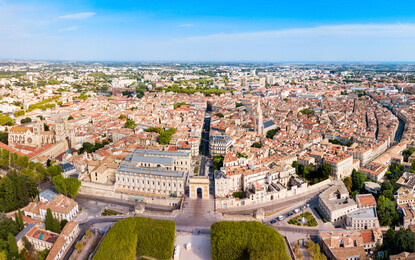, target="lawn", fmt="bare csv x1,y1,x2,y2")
287,211,318,227
101,208,122,216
